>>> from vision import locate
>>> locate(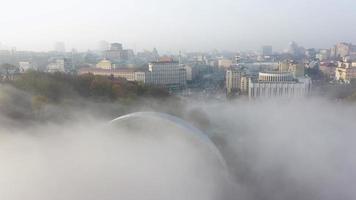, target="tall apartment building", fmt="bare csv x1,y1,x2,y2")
335,58,356,83
226,68,242,94
331,42,356,58
226,67,251,95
